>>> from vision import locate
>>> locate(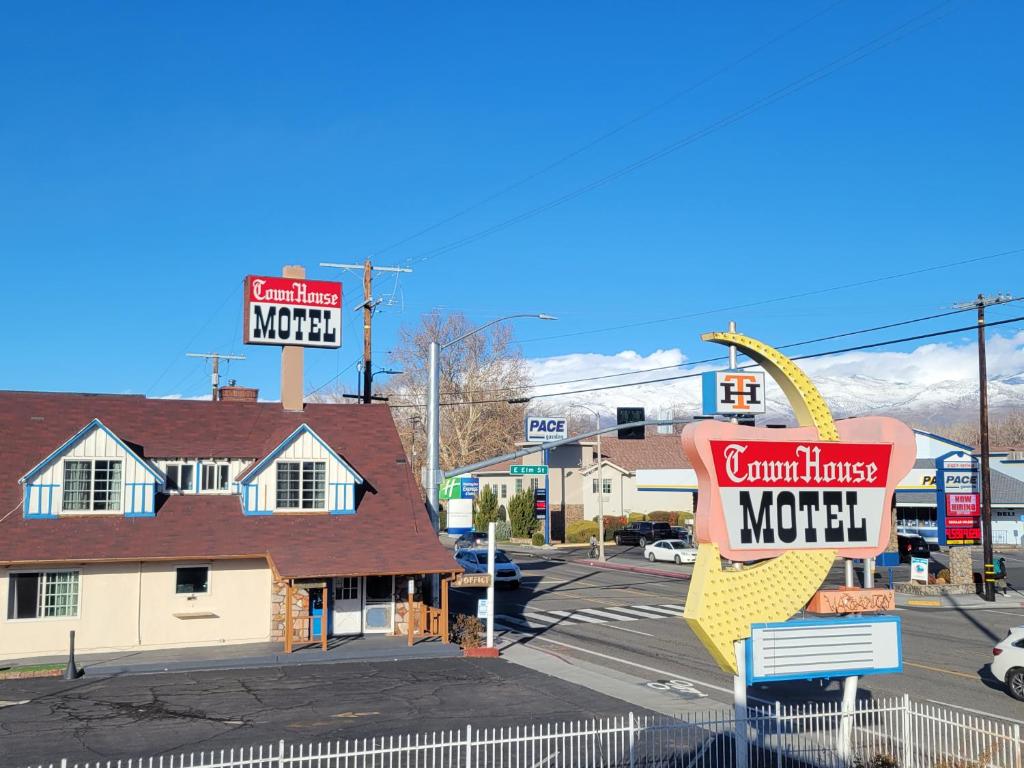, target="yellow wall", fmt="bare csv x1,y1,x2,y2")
0,559,272,661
